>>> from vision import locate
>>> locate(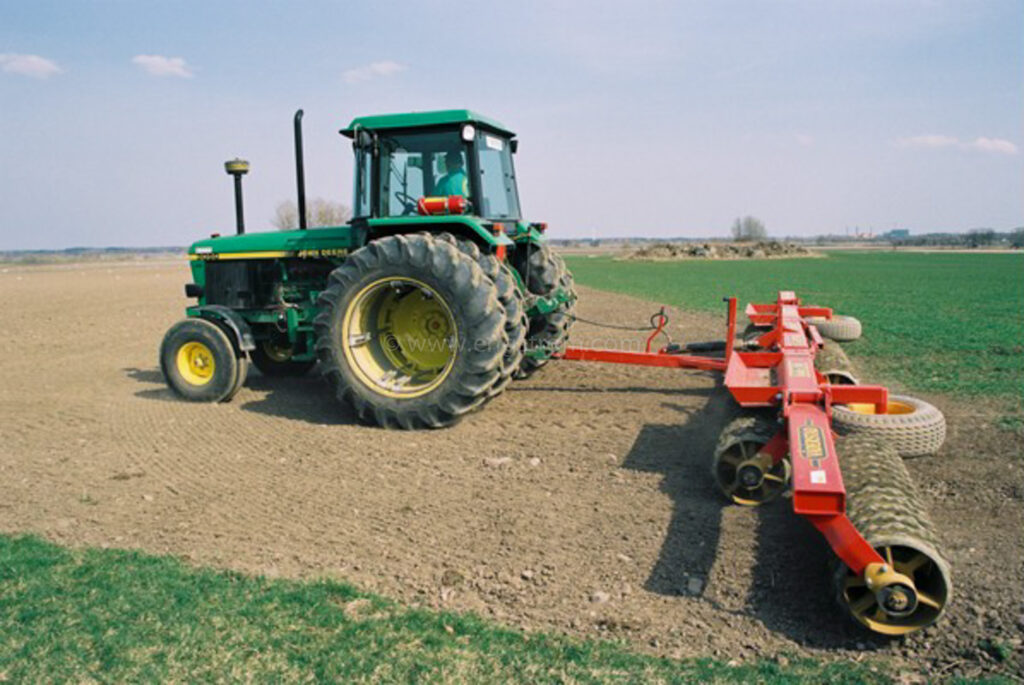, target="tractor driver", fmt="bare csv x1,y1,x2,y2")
435,150,469,197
